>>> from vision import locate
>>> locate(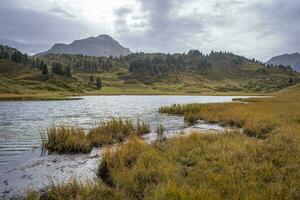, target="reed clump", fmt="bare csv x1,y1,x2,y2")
42,118,150,154
159,103,203,115
43,126,92,154
88,118,150,147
